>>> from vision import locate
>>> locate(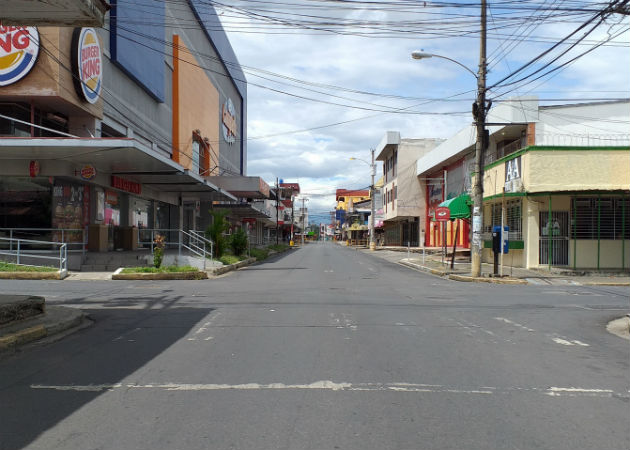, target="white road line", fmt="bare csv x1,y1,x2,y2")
552,338,574,346
494,317,535,332
29,381,626,399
